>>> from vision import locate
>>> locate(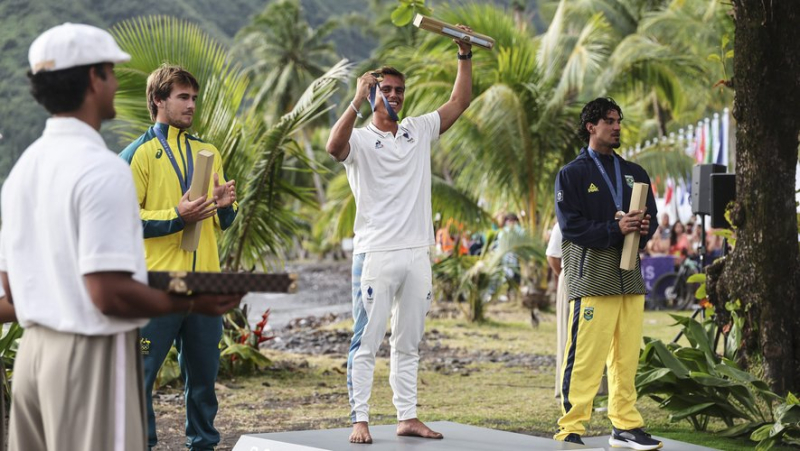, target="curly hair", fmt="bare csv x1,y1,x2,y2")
578,97,623,143
28,63,107,114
